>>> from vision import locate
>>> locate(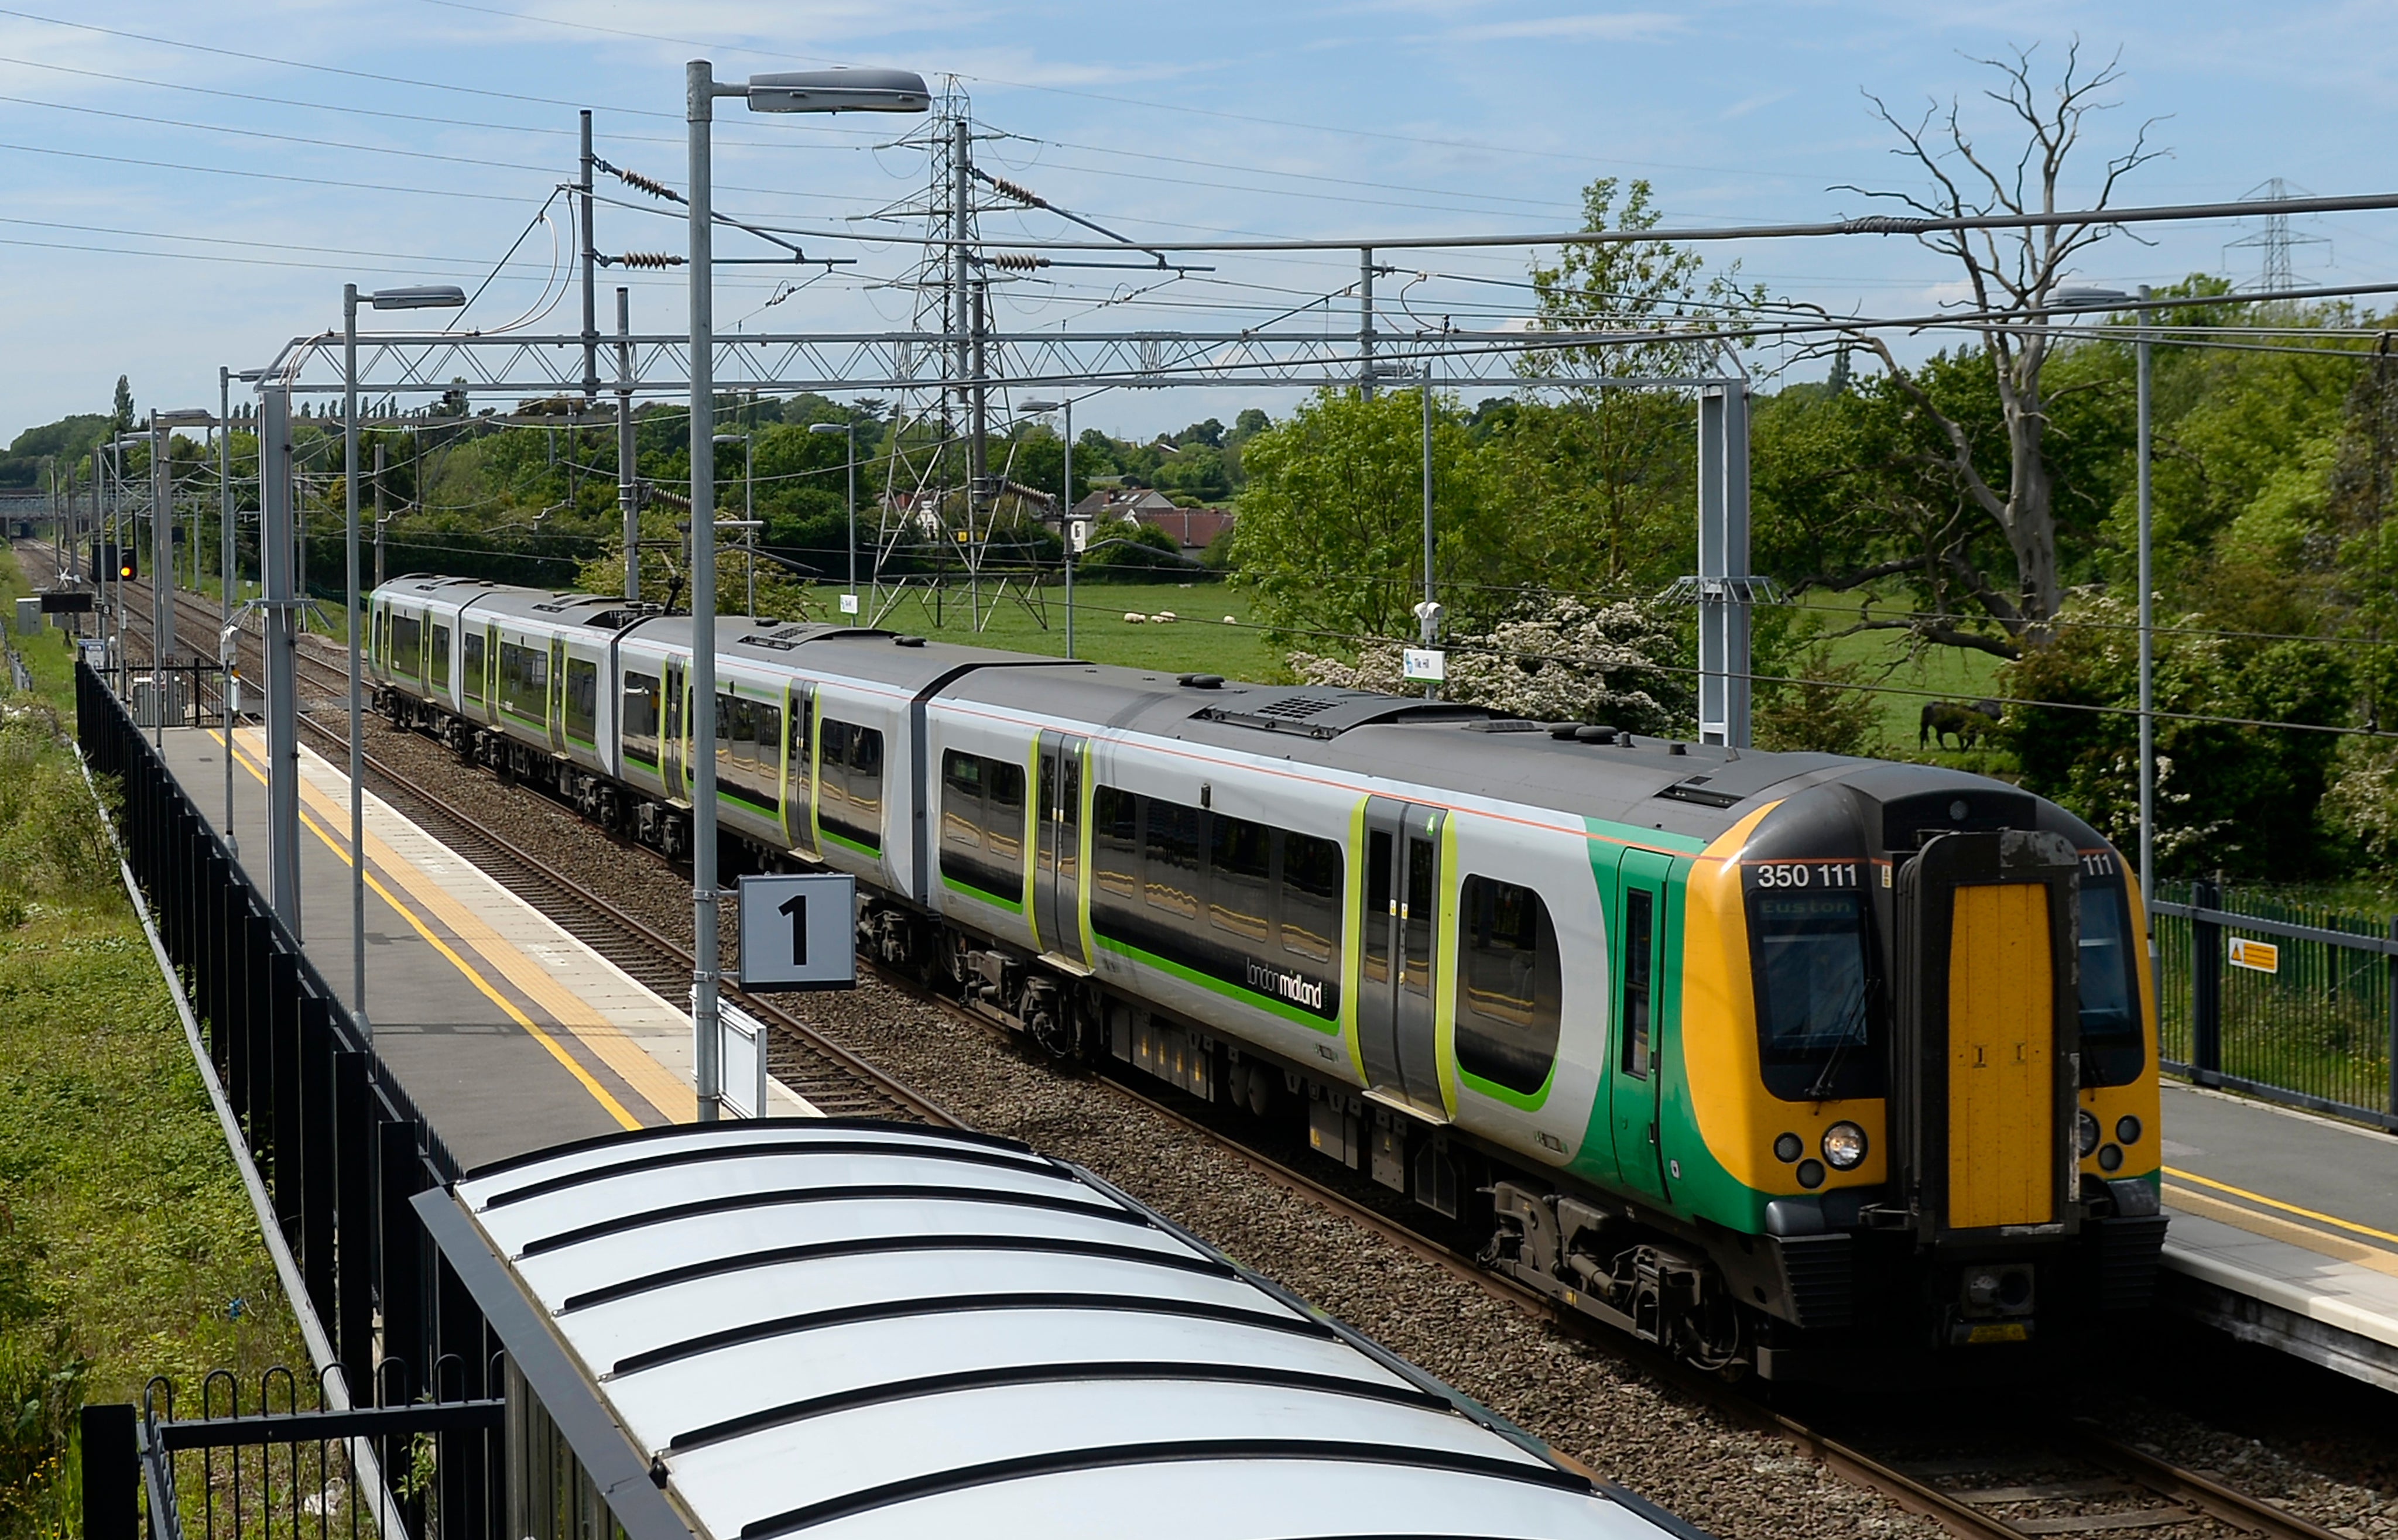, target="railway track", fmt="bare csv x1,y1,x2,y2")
28,551,2360,1540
